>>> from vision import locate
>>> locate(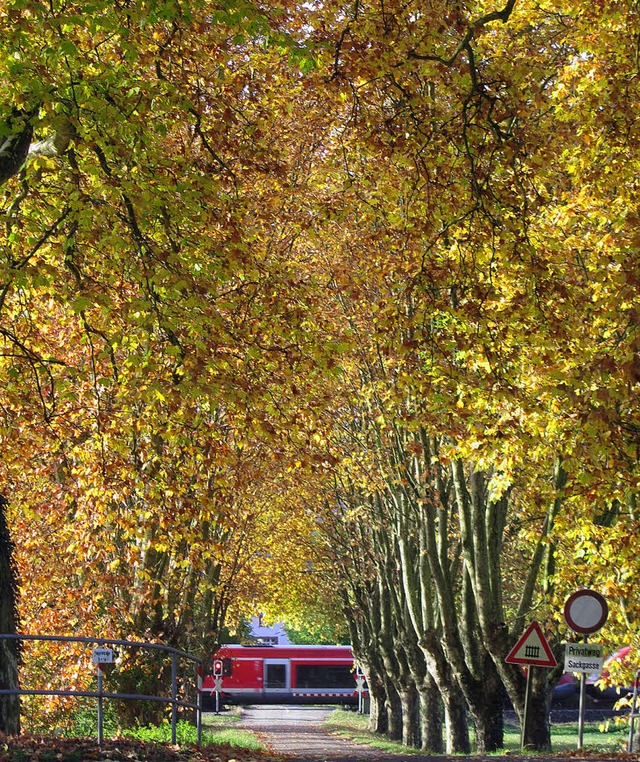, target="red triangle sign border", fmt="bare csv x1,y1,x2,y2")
505,620,558,667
